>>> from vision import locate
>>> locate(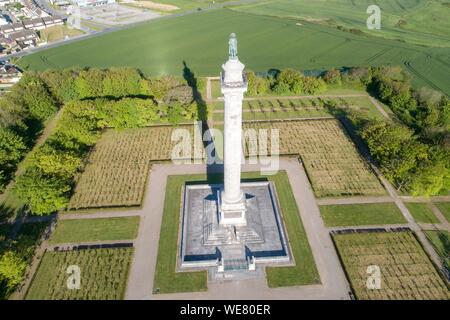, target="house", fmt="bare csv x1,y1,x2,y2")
22,18,45,30
11,22,24,31
7,29,38,48
0,64,22,85
0,23,14,34
42,15,64,27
